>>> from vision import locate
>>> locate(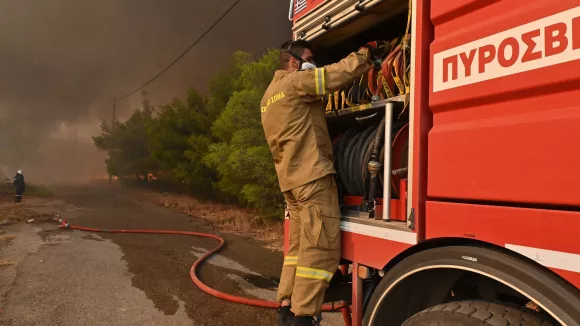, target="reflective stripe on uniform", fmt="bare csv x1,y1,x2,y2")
314,68,326,96
296,266,333,282
283,255,298,266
